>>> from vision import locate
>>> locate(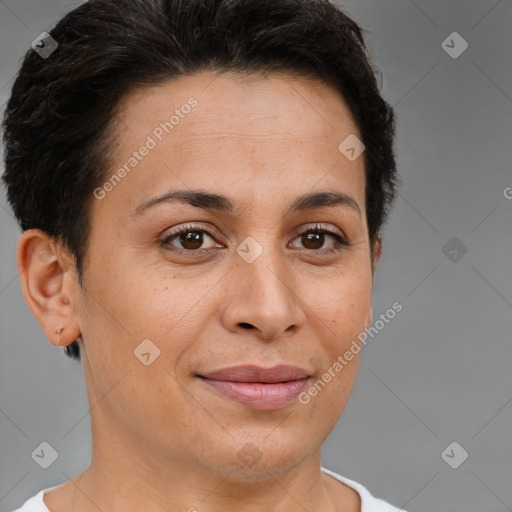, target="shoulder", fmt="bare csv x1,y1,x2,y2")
321,467,407,512
9,485,61,512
